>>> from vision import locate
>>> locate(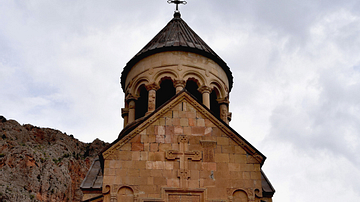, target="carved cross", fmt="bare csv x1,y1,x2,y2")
165,135,201,188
